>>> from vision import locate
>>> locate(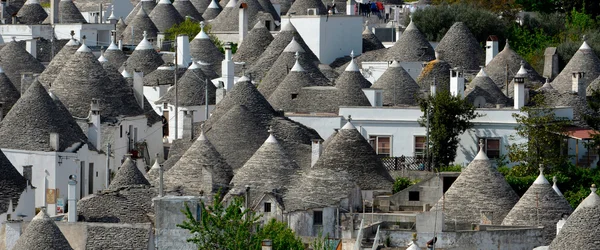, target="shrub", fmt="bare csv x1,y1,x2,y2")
392,177,414,193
